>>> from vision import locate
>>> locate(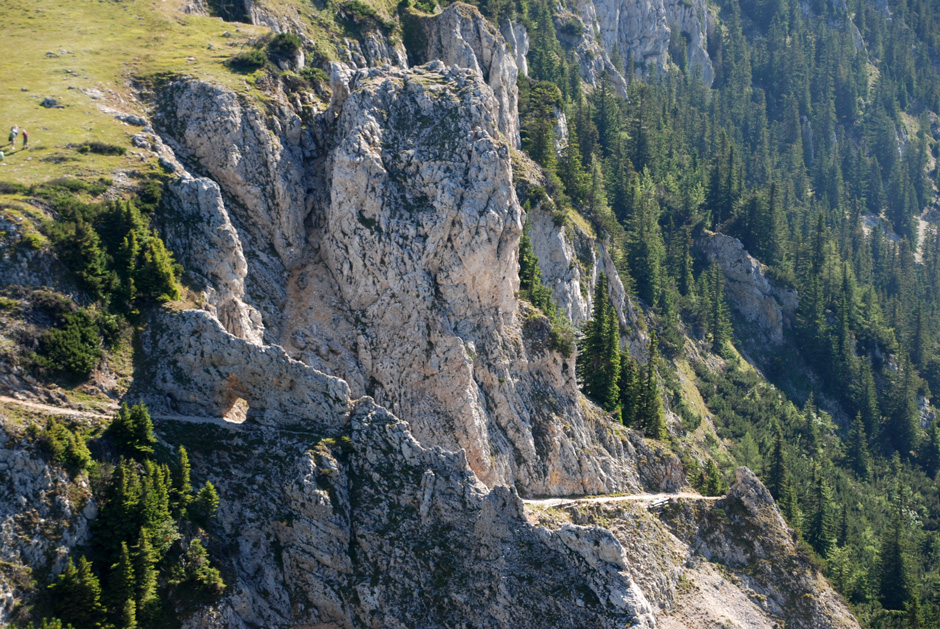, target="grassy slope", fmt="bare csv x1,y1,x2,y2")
0,0,269,185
